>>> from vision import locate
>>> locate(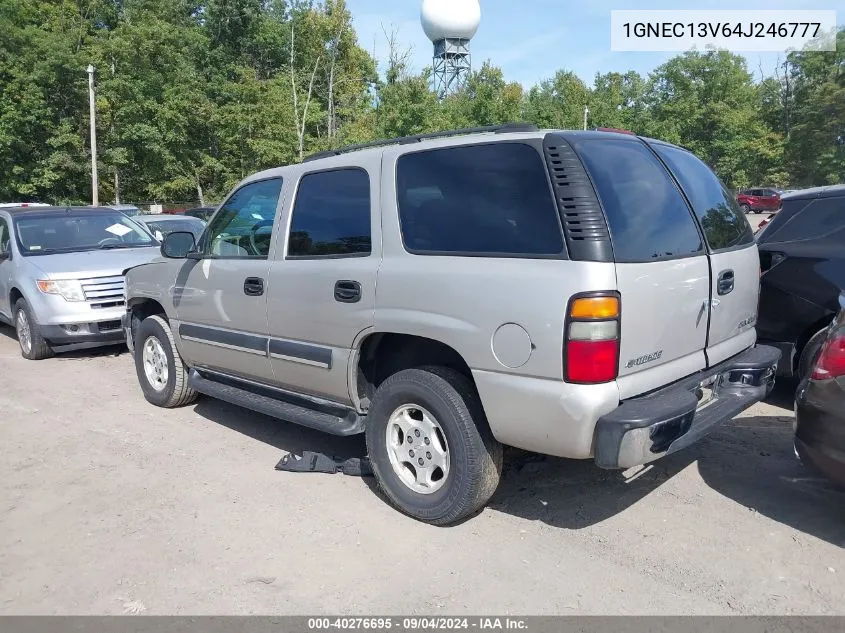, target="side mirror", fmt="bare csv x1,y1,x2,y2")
161,231,197,259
